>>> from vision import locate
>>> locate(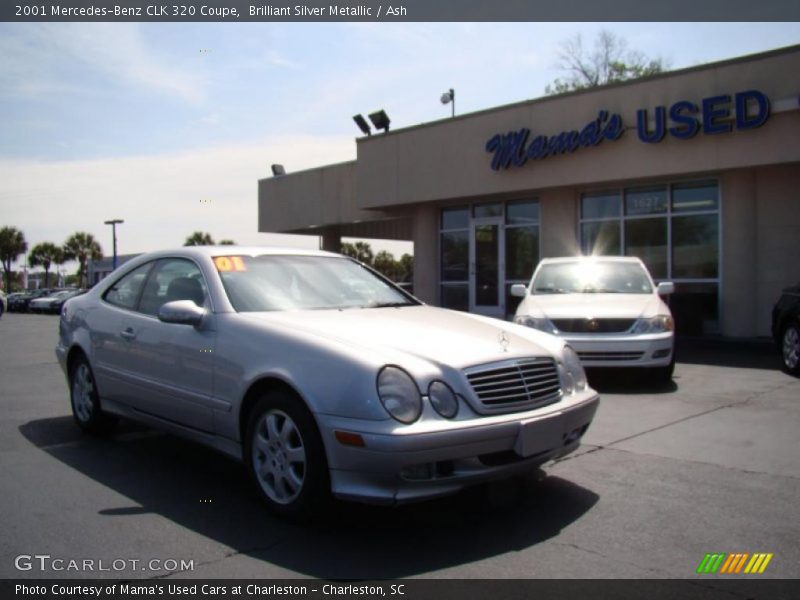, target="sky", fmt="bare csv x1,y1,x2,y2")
1,21,799,276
